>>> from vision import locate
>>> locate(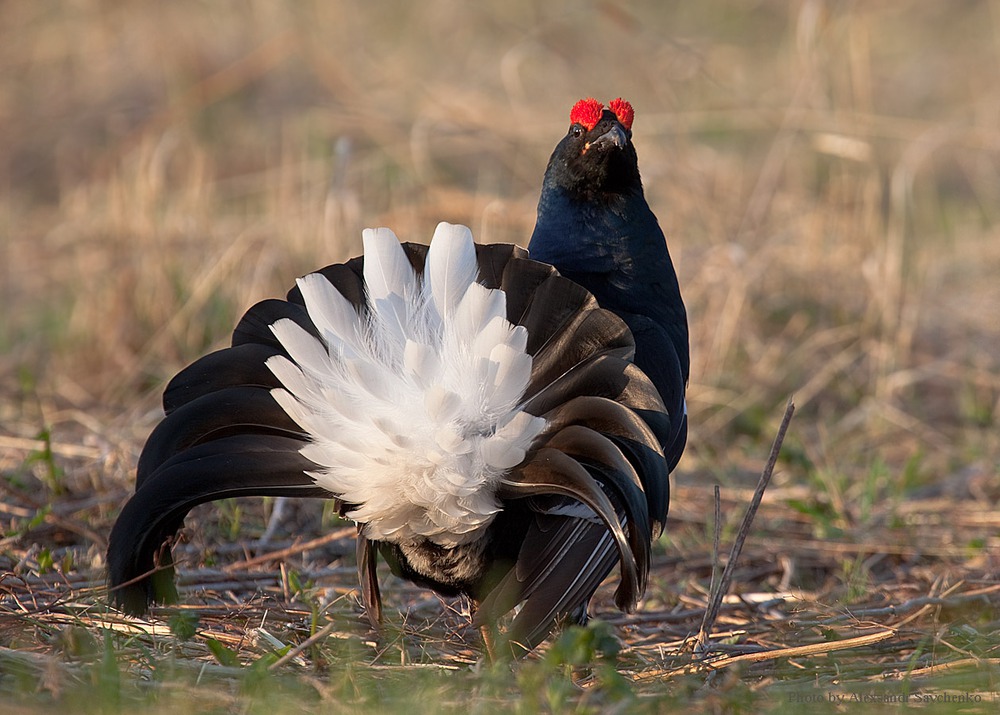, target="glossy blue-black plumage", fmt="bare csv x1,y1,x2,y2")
529,107,688,471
